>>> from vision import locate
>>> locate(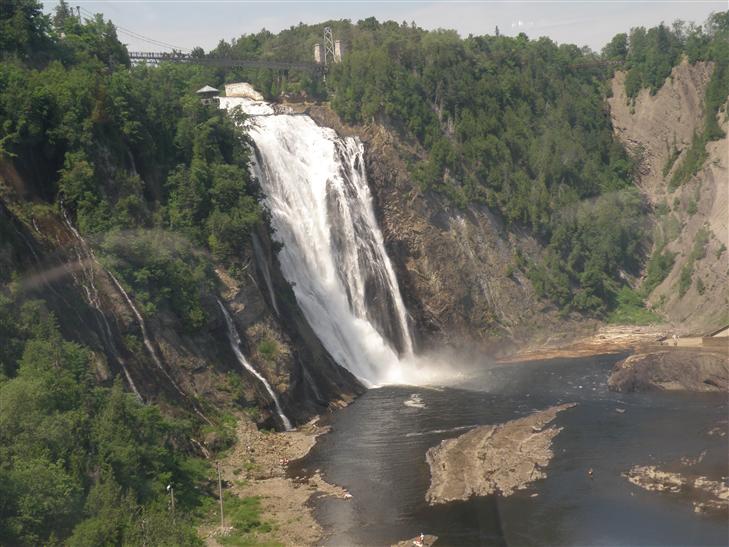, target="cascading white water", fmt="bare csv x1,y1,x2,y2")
220,96,418,386
217,299,292,430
